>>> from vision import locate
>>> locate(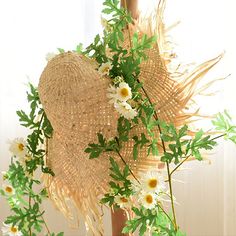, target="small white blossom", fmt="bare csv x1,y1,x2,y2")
98,62,112,76
9,138,27,159
116,82,132,102
1,223,22,236
2,184,15,196
139,192,157,209
45,52,57,62
140,171,166,194
114,102,137,120
114,195,132,209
